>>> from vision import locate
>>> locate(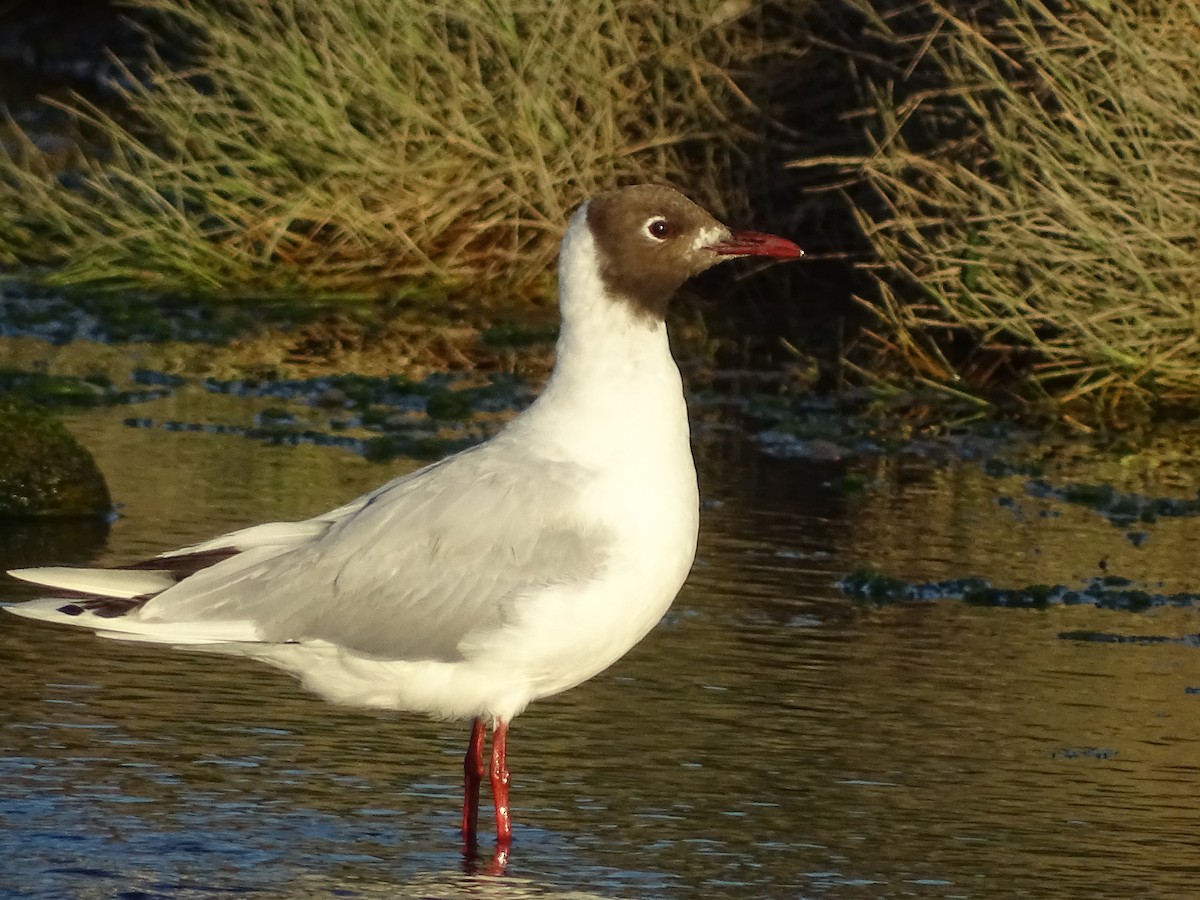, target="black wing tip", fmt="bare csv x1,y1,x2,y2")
54,596,149,618
117,546,241,579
